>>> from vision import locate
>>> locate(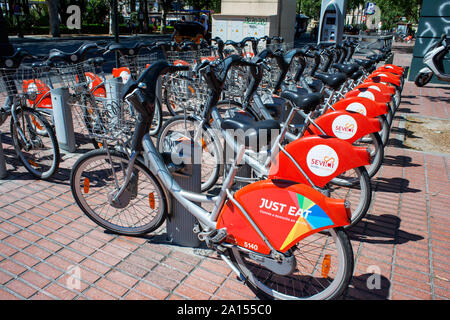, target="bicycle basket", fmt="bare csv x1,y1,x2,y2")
0,65,53,105
258,56,282,95
163,71,209,113
70,93,136,142
52,60,98,91
119,52,160,78
223,65,252,100
165,48,216,65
